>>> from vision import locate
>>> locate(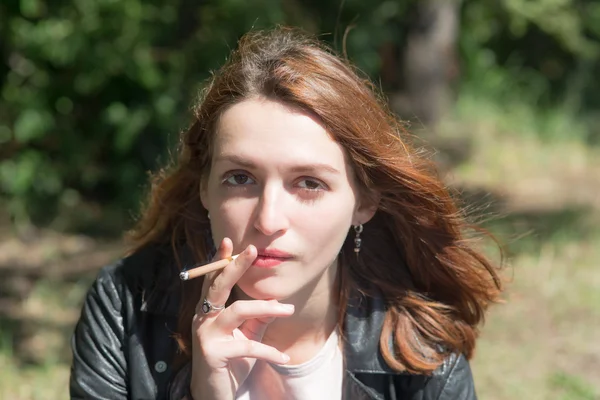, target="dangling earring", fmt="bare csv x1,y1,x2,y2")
353,224,363,255
207,212,211,220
